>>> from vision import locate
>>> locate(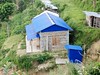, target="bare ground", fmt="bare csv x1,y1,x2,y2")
87,40,100,61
